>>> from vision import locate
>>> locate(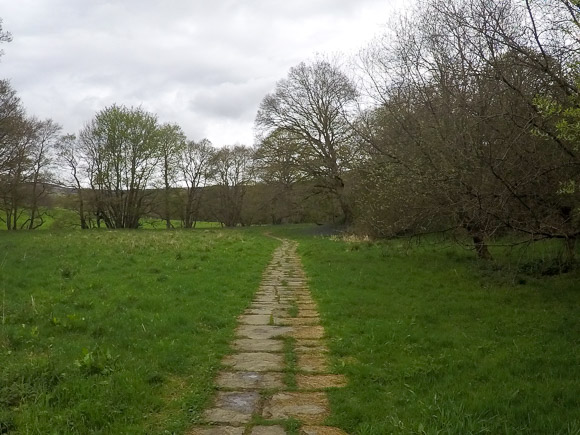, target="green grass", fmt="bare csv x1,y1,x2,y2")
276,230,580,434
0,208,222,230
140,219,222,230
0,229,278,433
0,208,82,230
282,337,298,390
2,223,579,433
